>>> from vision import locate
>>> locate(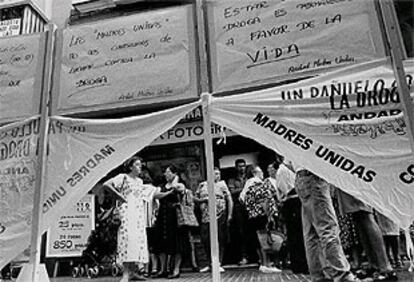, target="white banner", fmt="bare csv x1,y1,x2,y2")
207,0,385,92
151,121,236,146
43,101,200,232
46,194,95,258
0,116,40,269
210,58,414,228
0,101,199,269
